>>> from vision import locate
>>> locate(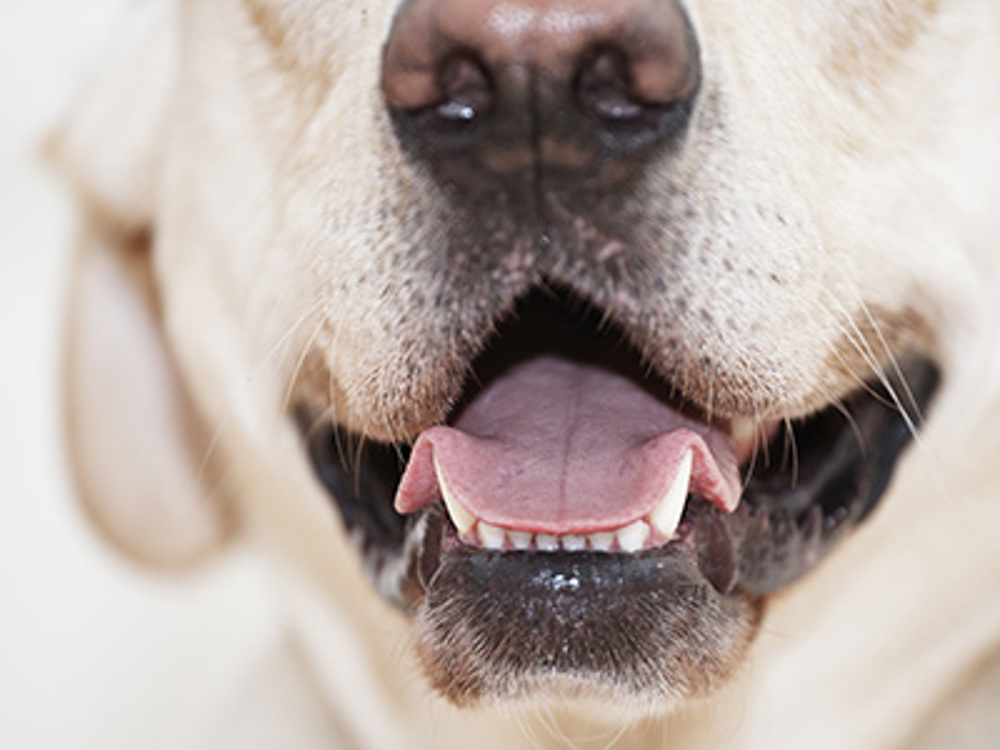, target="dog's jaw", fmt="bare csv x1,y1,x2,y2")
300,280,940,706
156,0,967,714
